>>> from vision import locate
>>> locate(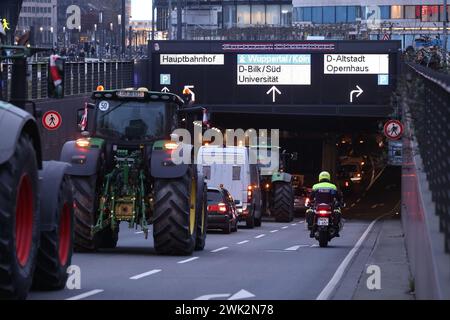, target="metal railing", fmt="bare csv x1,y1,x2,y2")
402,62,450,253
1,60,134,101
